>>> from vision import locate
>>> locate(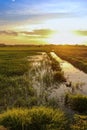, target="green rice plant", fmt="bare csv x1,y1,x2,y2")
0,75,36,111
